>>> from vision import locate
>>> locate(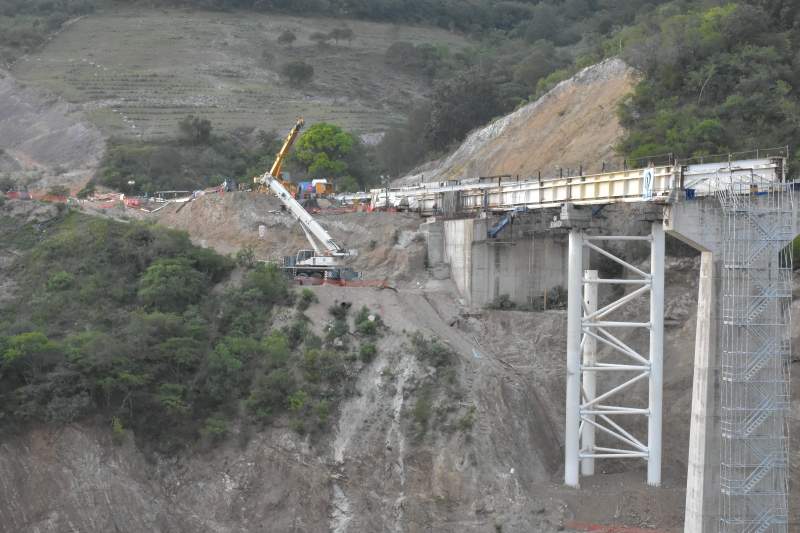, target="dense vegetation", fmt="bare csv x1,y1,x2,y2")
0,208,380,452
617,1,800,166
